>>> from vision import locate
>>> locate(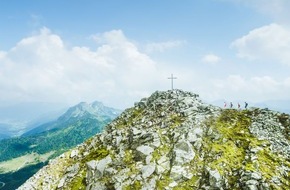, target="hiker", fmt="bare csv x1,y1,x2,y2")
238,103,240,109
224,102,227,108
245,102,248,109
230,102,233,108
